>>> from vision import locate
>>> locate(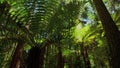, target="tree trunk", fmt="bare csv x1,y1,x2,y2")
57,46,64,68
93,0,120,67
81,42,91,68
74,55,82,68
68,57,73,68
74,51,83,68
10,40,24,68
26,39,53,68
27,46,45,68
39,47,45,68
